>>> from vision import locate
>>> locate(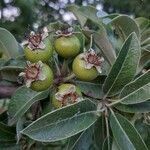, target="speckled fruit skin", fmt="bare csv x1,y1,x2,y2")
24,38,53,63
52,83,82,108
31,64,53,92
72,54,98,81
54,35,80,58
